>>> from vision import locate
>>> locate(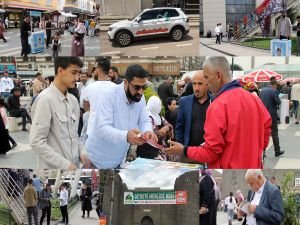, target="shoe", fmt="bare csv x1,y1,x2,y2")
296,122,299,124
22,128,28,132
12,143,17,149
81,215,85,218
275,151,285,157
